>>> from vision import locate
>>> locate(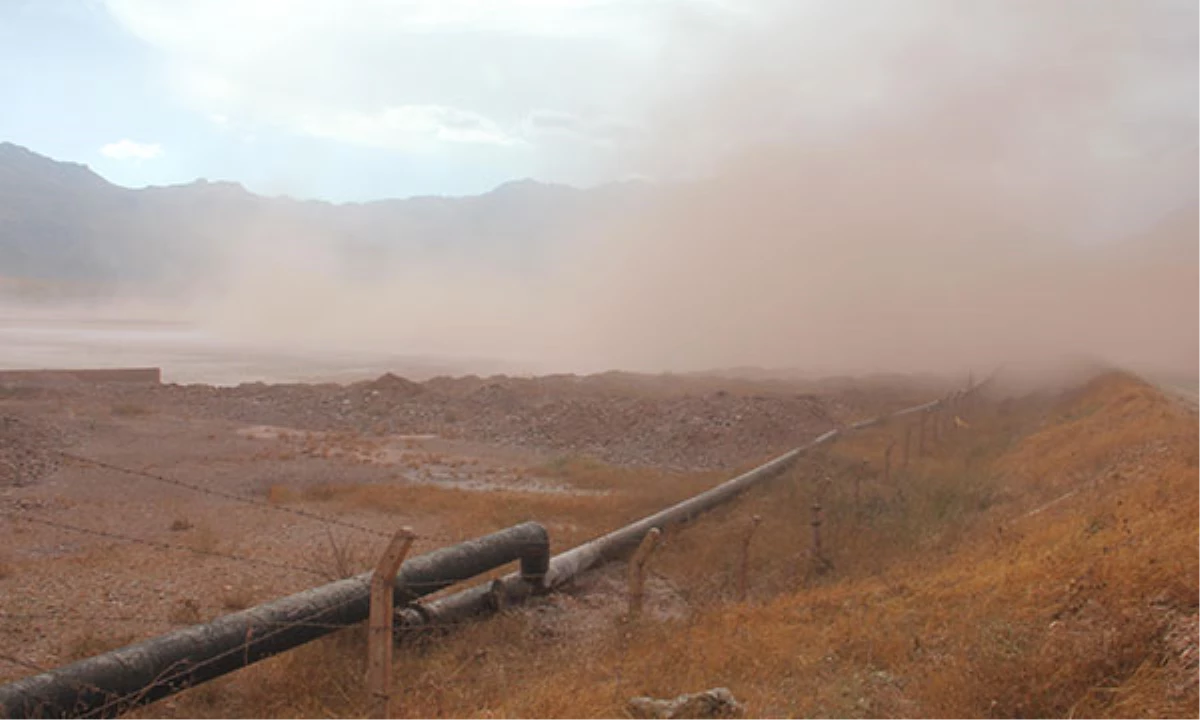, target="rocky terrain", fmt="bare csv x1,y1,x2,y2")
0,413,65,488
2,371,941,476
